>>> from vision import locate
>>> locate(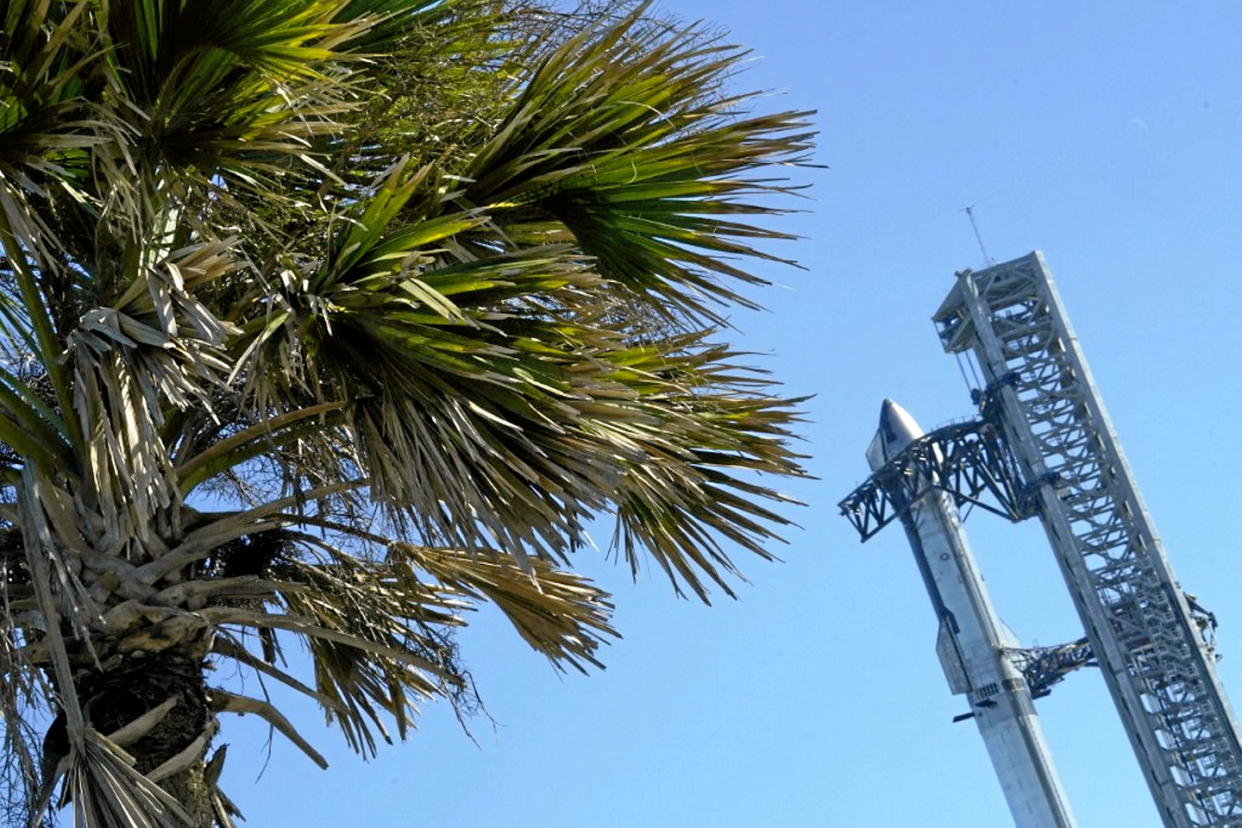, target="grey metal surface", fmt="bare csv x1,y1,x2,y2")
934,252,1242,826
864,399,1078,828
